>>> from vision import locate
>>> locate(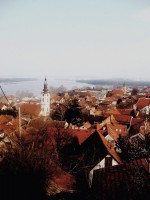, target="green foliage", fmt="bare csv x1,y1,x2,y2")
64,98,82,124
0,108,17,117
117,135,150,161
